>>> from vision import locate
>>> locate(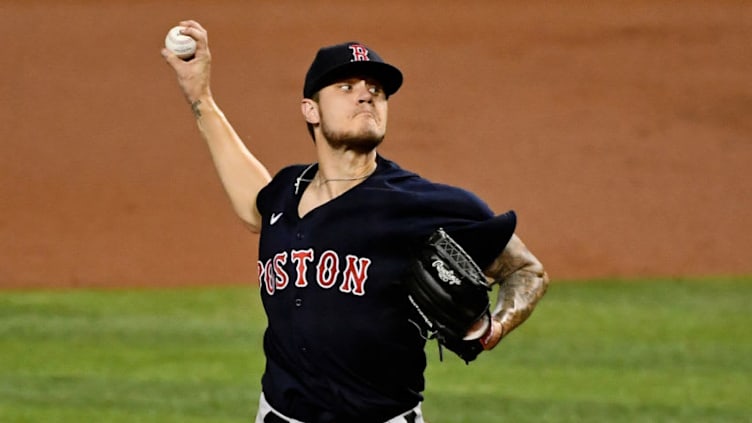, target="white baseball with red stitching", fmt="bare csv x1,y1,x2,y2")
165,26,196,59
